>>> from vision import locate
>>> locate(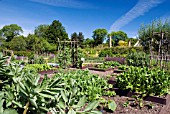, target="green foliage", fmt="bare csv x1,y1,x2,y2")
9,36,27,51
95,61,120,69
26,34,53,53
117,66,170,96
24,64,52,72
95,64,111,69
104,61,120,67
118,65,128,70
108,100,117,112
52,90,102,114
126,52,149,67
99,49,113,57
0,54,64,113
55,70,116,101
126,38,138,46
13,51,34,58
45,20,68,43
92,29,108,46
31,56,45,64
110,31,128,46
99,47,143,57
138,18,170,51
57,47,71,69
0,24,23,42
34,24,49,38
71,32,84,48
76,48,85,68
83,38,94,48
0,54,117,113
123,100,129,107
